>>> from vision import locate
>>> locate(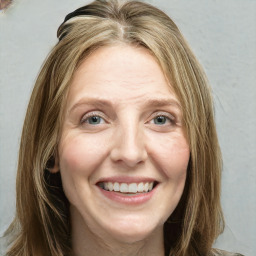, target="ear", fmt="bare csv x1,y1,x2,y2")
48,155,60,173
